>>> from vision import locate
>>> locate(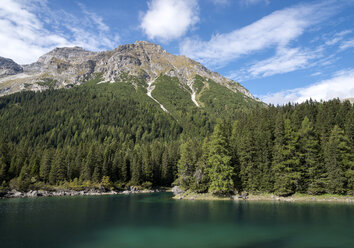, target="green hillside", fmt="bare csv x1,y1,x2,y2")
0,75,262,191
1,75,351,196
